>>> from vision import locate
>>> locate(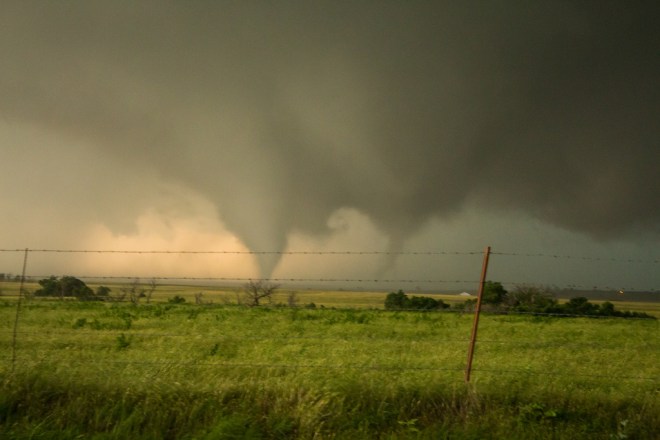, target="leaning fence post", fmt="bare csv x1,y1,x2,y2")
464,246,491,383
11,248,29,373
